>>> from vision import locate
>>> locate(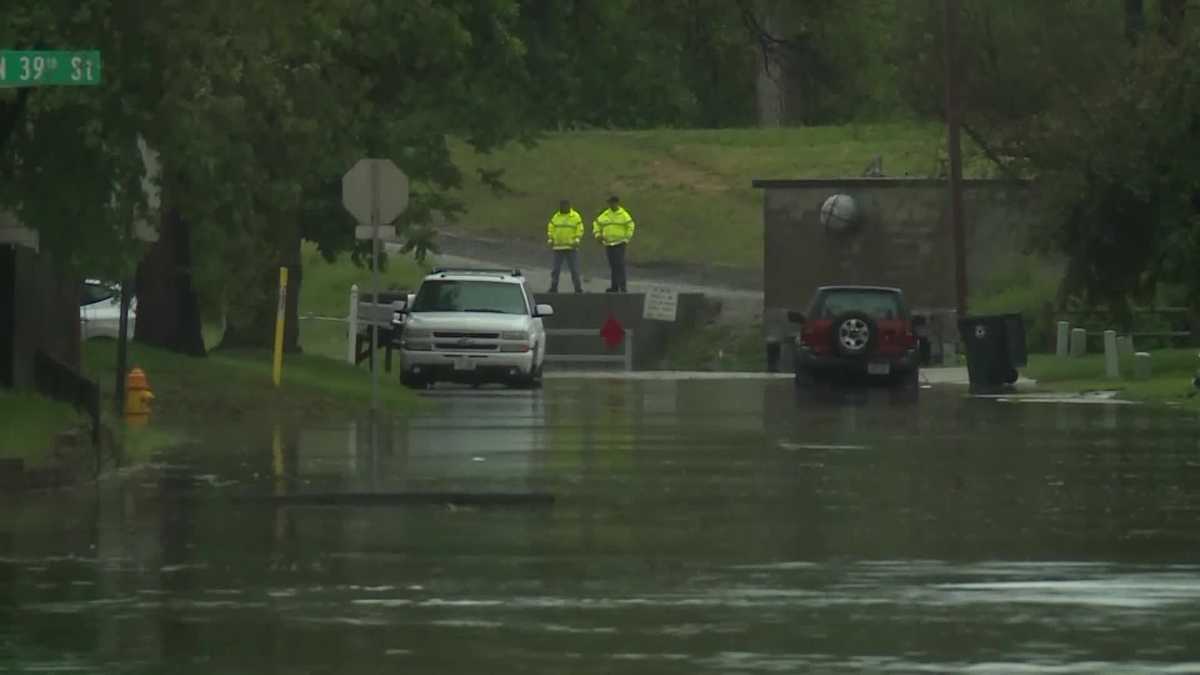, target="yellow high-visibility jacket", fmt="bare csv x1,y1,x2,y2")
546,209,584,250
593,207,635,246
